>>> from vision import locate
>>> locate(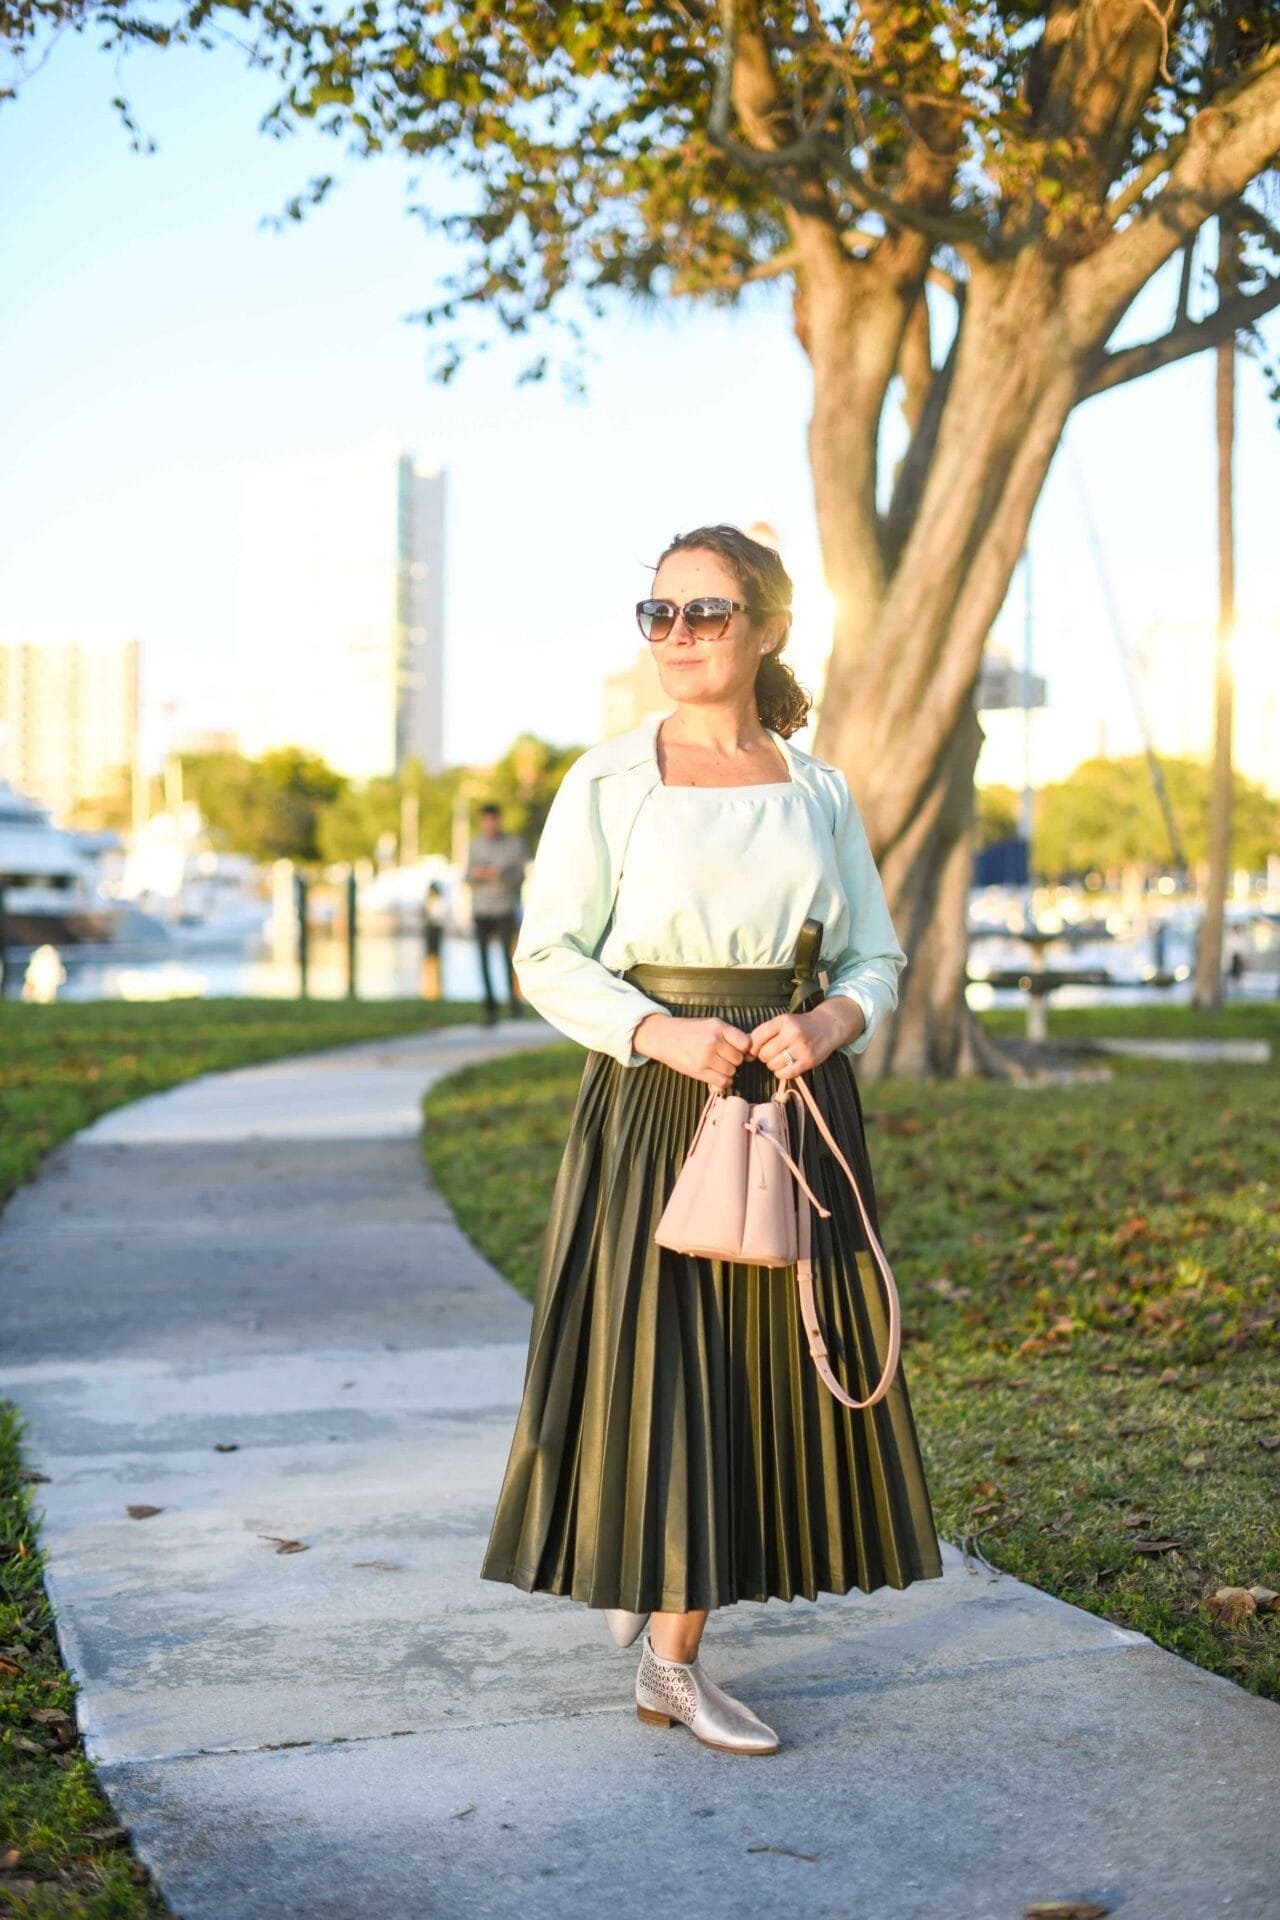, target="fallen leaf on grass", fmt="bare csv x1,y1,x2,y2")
1257,1435,1280,1452
747,1844,820,1863
1132,1537,1182,1555
125,1505,164,1520
258,1535,308,1554
10,1734,51,1757
1120,1513,1154,1529
1180,1452,1210,1471
82,1825,131,1848
16,1469,50,1483
29,1708,75,1744
1249,1586,1280,1611
1204,1587,1256,1626
1022,1903,1110,1919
